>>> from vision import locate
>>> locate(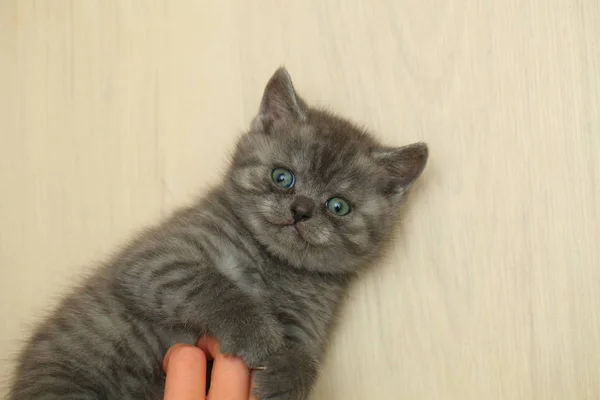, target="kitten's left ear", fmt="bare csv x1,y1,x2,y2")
255,67,306,131
372,142,429,197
